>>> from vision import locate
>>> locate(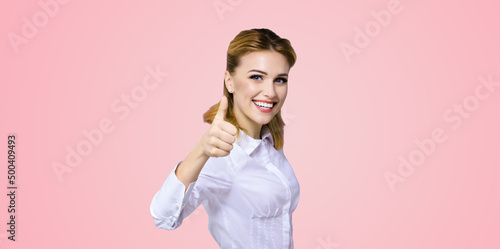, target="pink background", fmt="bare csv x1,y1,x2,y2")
1,0,499,248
